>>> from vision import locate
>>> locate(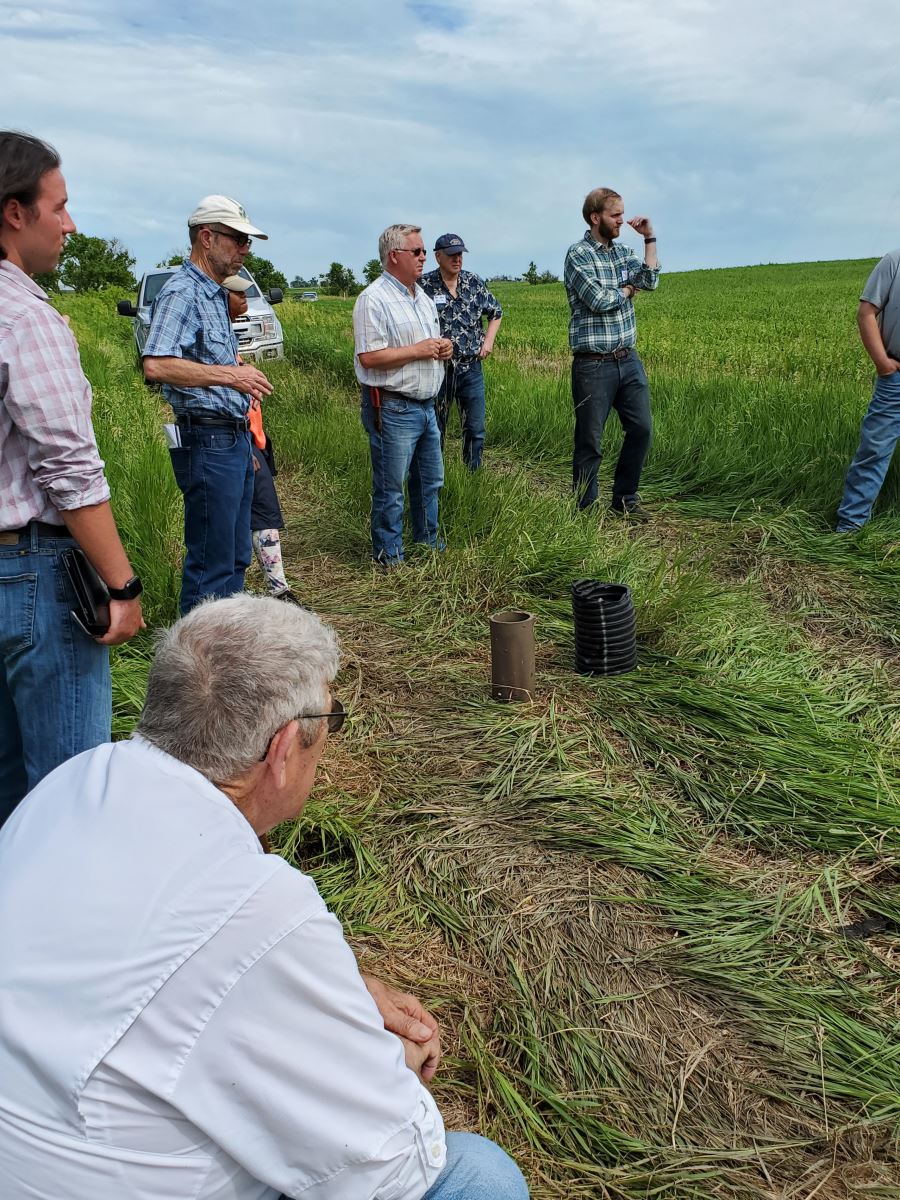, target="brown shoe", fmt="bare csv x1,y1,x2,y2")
608,500,651,523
